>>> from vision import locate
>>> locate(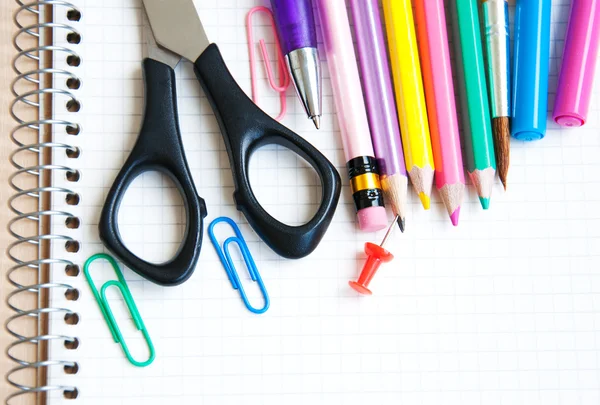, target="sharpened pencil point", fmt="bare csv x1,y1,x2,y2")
450,206,460,226
470,168,495,210
479,197,490,210
397,216,405,233
418,192,431,210
312,115,321,129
